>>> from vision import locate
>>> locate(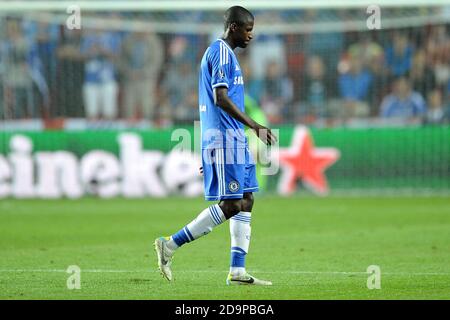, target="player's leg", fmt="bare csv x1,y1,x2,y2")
167,148,235,246
167,200,237,250
228,192,252,276
83,83,100,120
229,147,257,277
154,148,238,281
154,201,241,282
102,81,118,120
226,147,272,285
217,198,242,219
